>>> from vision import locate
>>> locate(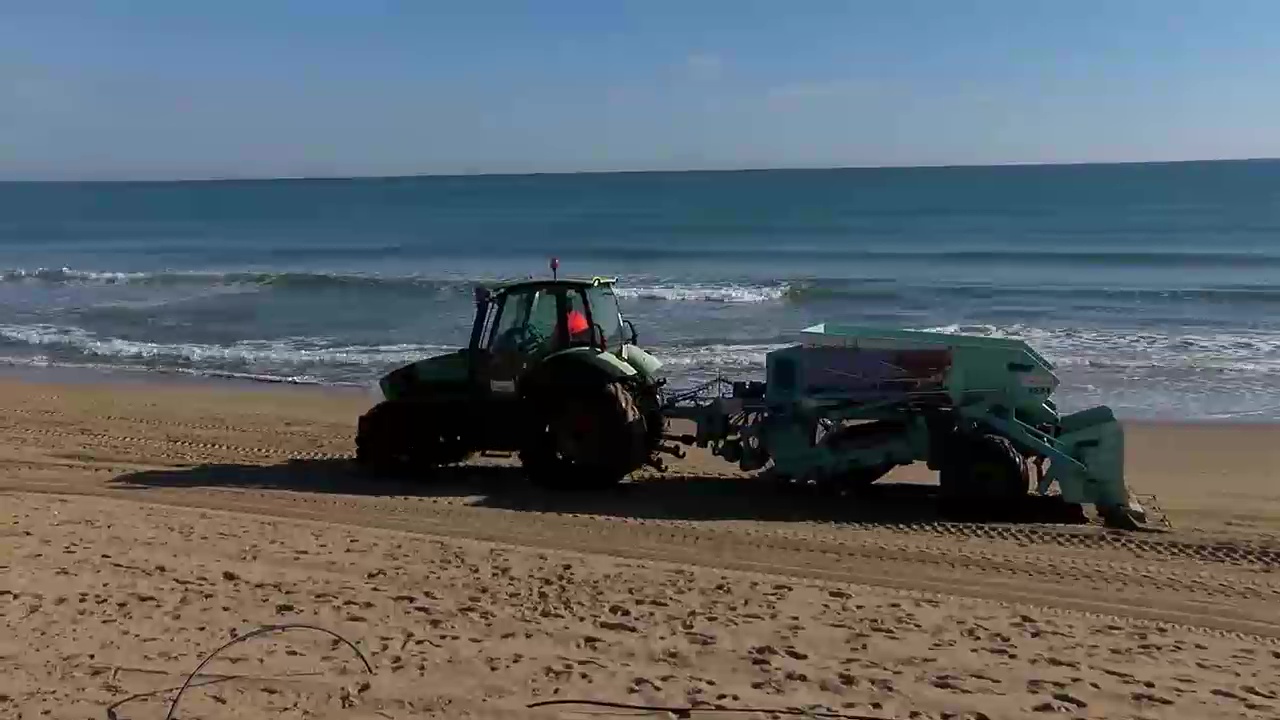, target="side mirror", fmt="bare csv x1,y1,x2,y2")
623,319,638,345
